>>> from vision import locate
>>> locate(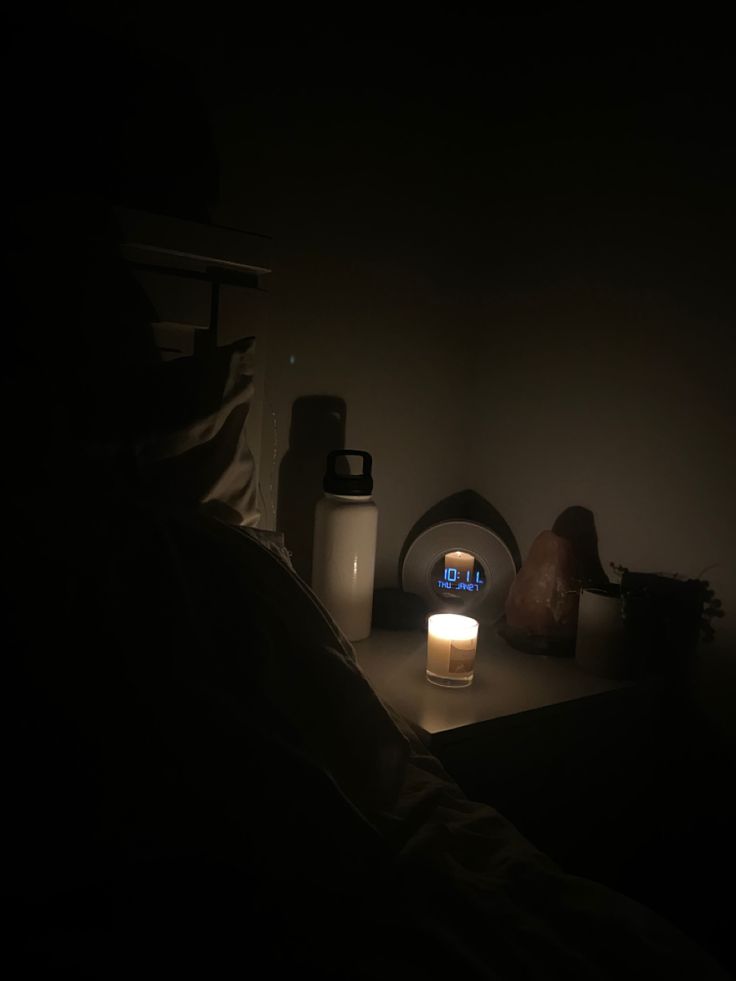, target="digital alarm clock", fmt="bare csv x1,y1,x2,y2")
401,520,516,624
